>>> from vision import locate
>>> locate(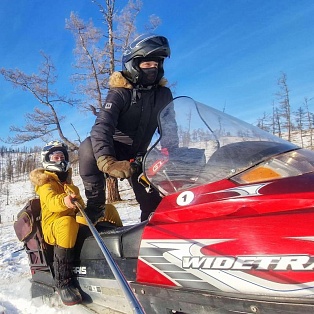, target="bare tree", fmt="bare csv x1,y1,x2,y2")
106,0,145,202
304,97,314,149
276,72,293,141
65,12,107,115
66,0,149,116
256,112,271,132
91,0,116,74
271,101,276,135
294,106,306,147
0,52,79,151
66,3,121,202
271,105,282,138
6,156,13,182
67,0,160,202
114,0,142,52
145,14,162,32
